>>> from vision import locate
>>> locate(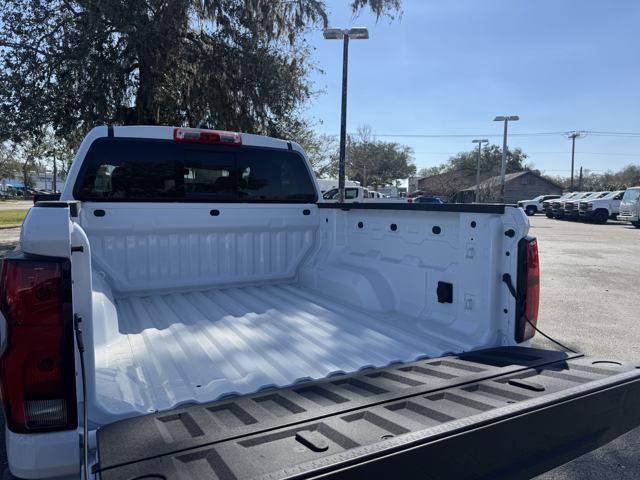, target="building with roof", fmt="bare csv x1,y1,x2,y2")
451,170,563,203
415,168,482,202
